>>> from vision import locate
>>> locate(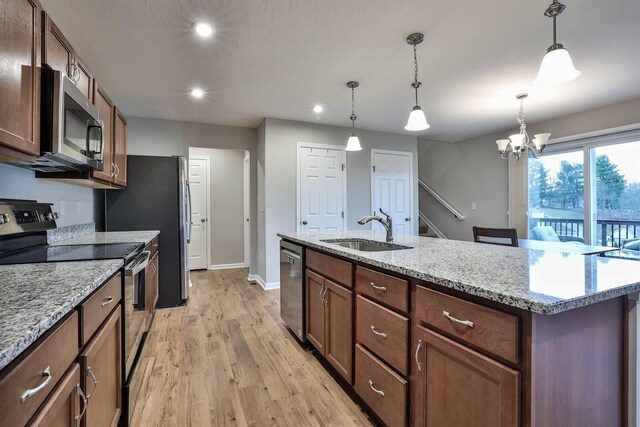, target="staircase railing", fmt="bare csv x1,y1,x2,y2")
418,179,466,221
419,211,447,239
